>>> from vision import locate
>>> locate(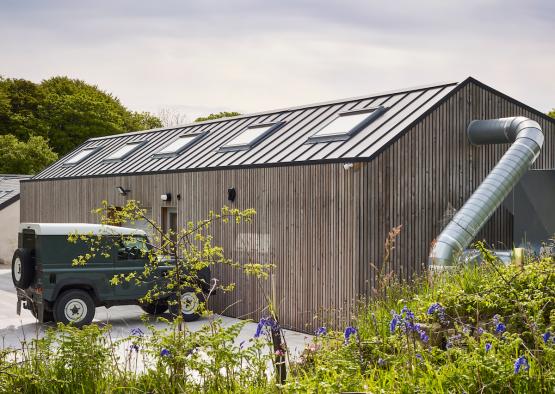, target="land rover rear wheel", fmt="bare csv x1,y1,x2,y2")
11,248,34,289
30,304,55,323
169,288,202,322
53,290,95,327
